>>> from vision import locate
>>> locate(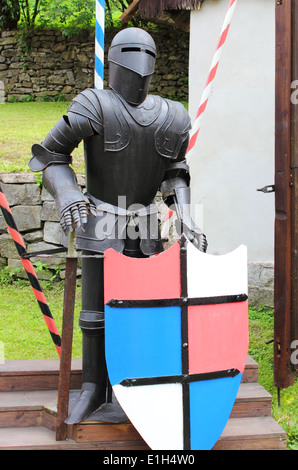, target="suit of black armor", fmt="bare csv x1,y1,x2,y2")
29,28,207,424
